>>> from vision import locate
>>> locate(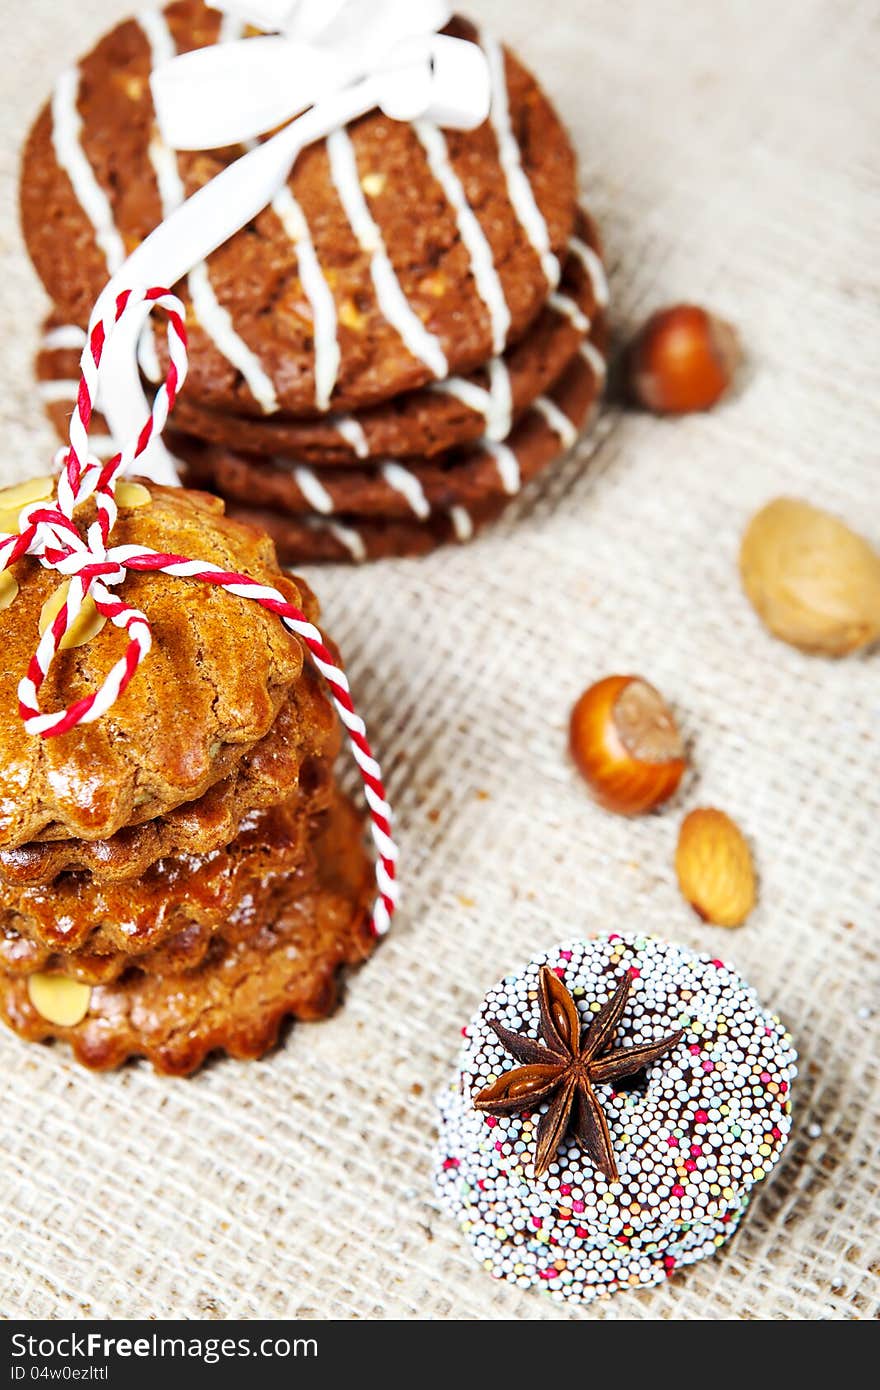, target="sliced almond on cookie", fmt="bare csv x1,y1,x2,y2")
27,974,91,1027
